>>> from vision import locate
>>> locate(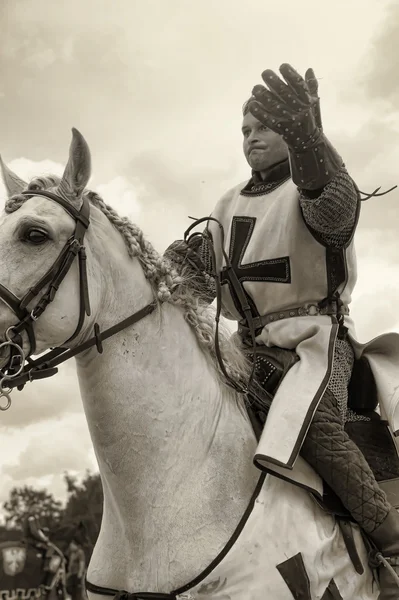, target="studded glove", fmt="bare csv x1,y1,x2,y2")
248,63,343,190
